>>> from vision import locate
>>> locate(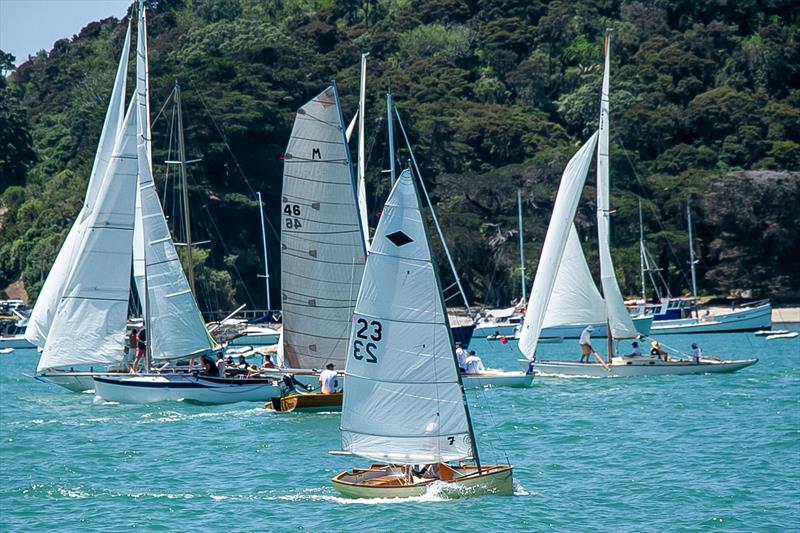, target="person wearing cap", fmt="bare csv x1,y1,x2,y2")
627,341,642,357
455,341,468,372
578,325,594,363
650,340,669,361
319,363,338,394
691,342,702,364
464,350,485,374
